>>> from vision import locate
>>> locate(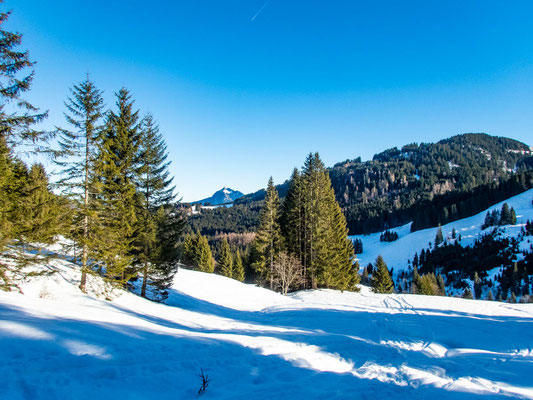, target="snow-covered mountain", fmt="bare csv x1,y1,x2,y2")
194,187,243,205
350,188,533,296
2,252,533,399
351,188,533,270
